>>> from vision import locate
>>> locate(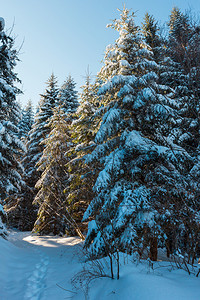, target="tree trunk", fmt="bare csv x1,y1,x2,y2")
109,255,114,279
116,250,120,280
149,237,158,261
166,236,173,258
